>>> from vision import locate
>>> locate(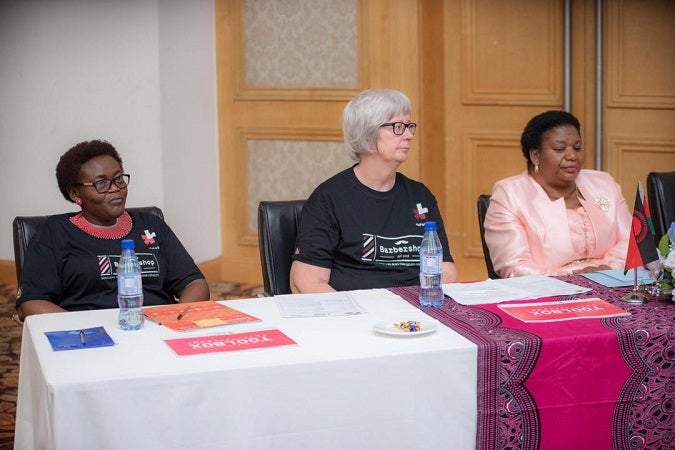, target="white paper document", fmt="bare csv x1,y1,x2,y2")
442,275,591,306
275,292,367,318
